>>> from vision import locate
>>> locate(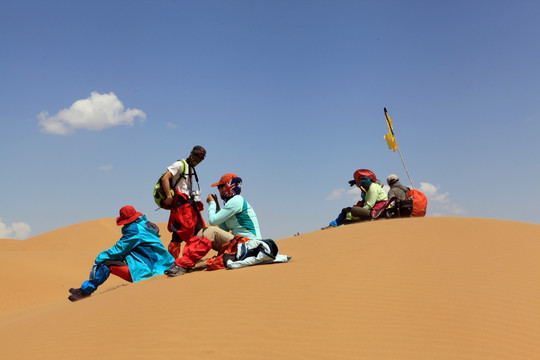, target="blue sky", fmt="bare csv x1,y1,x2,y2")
1,1,539,240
